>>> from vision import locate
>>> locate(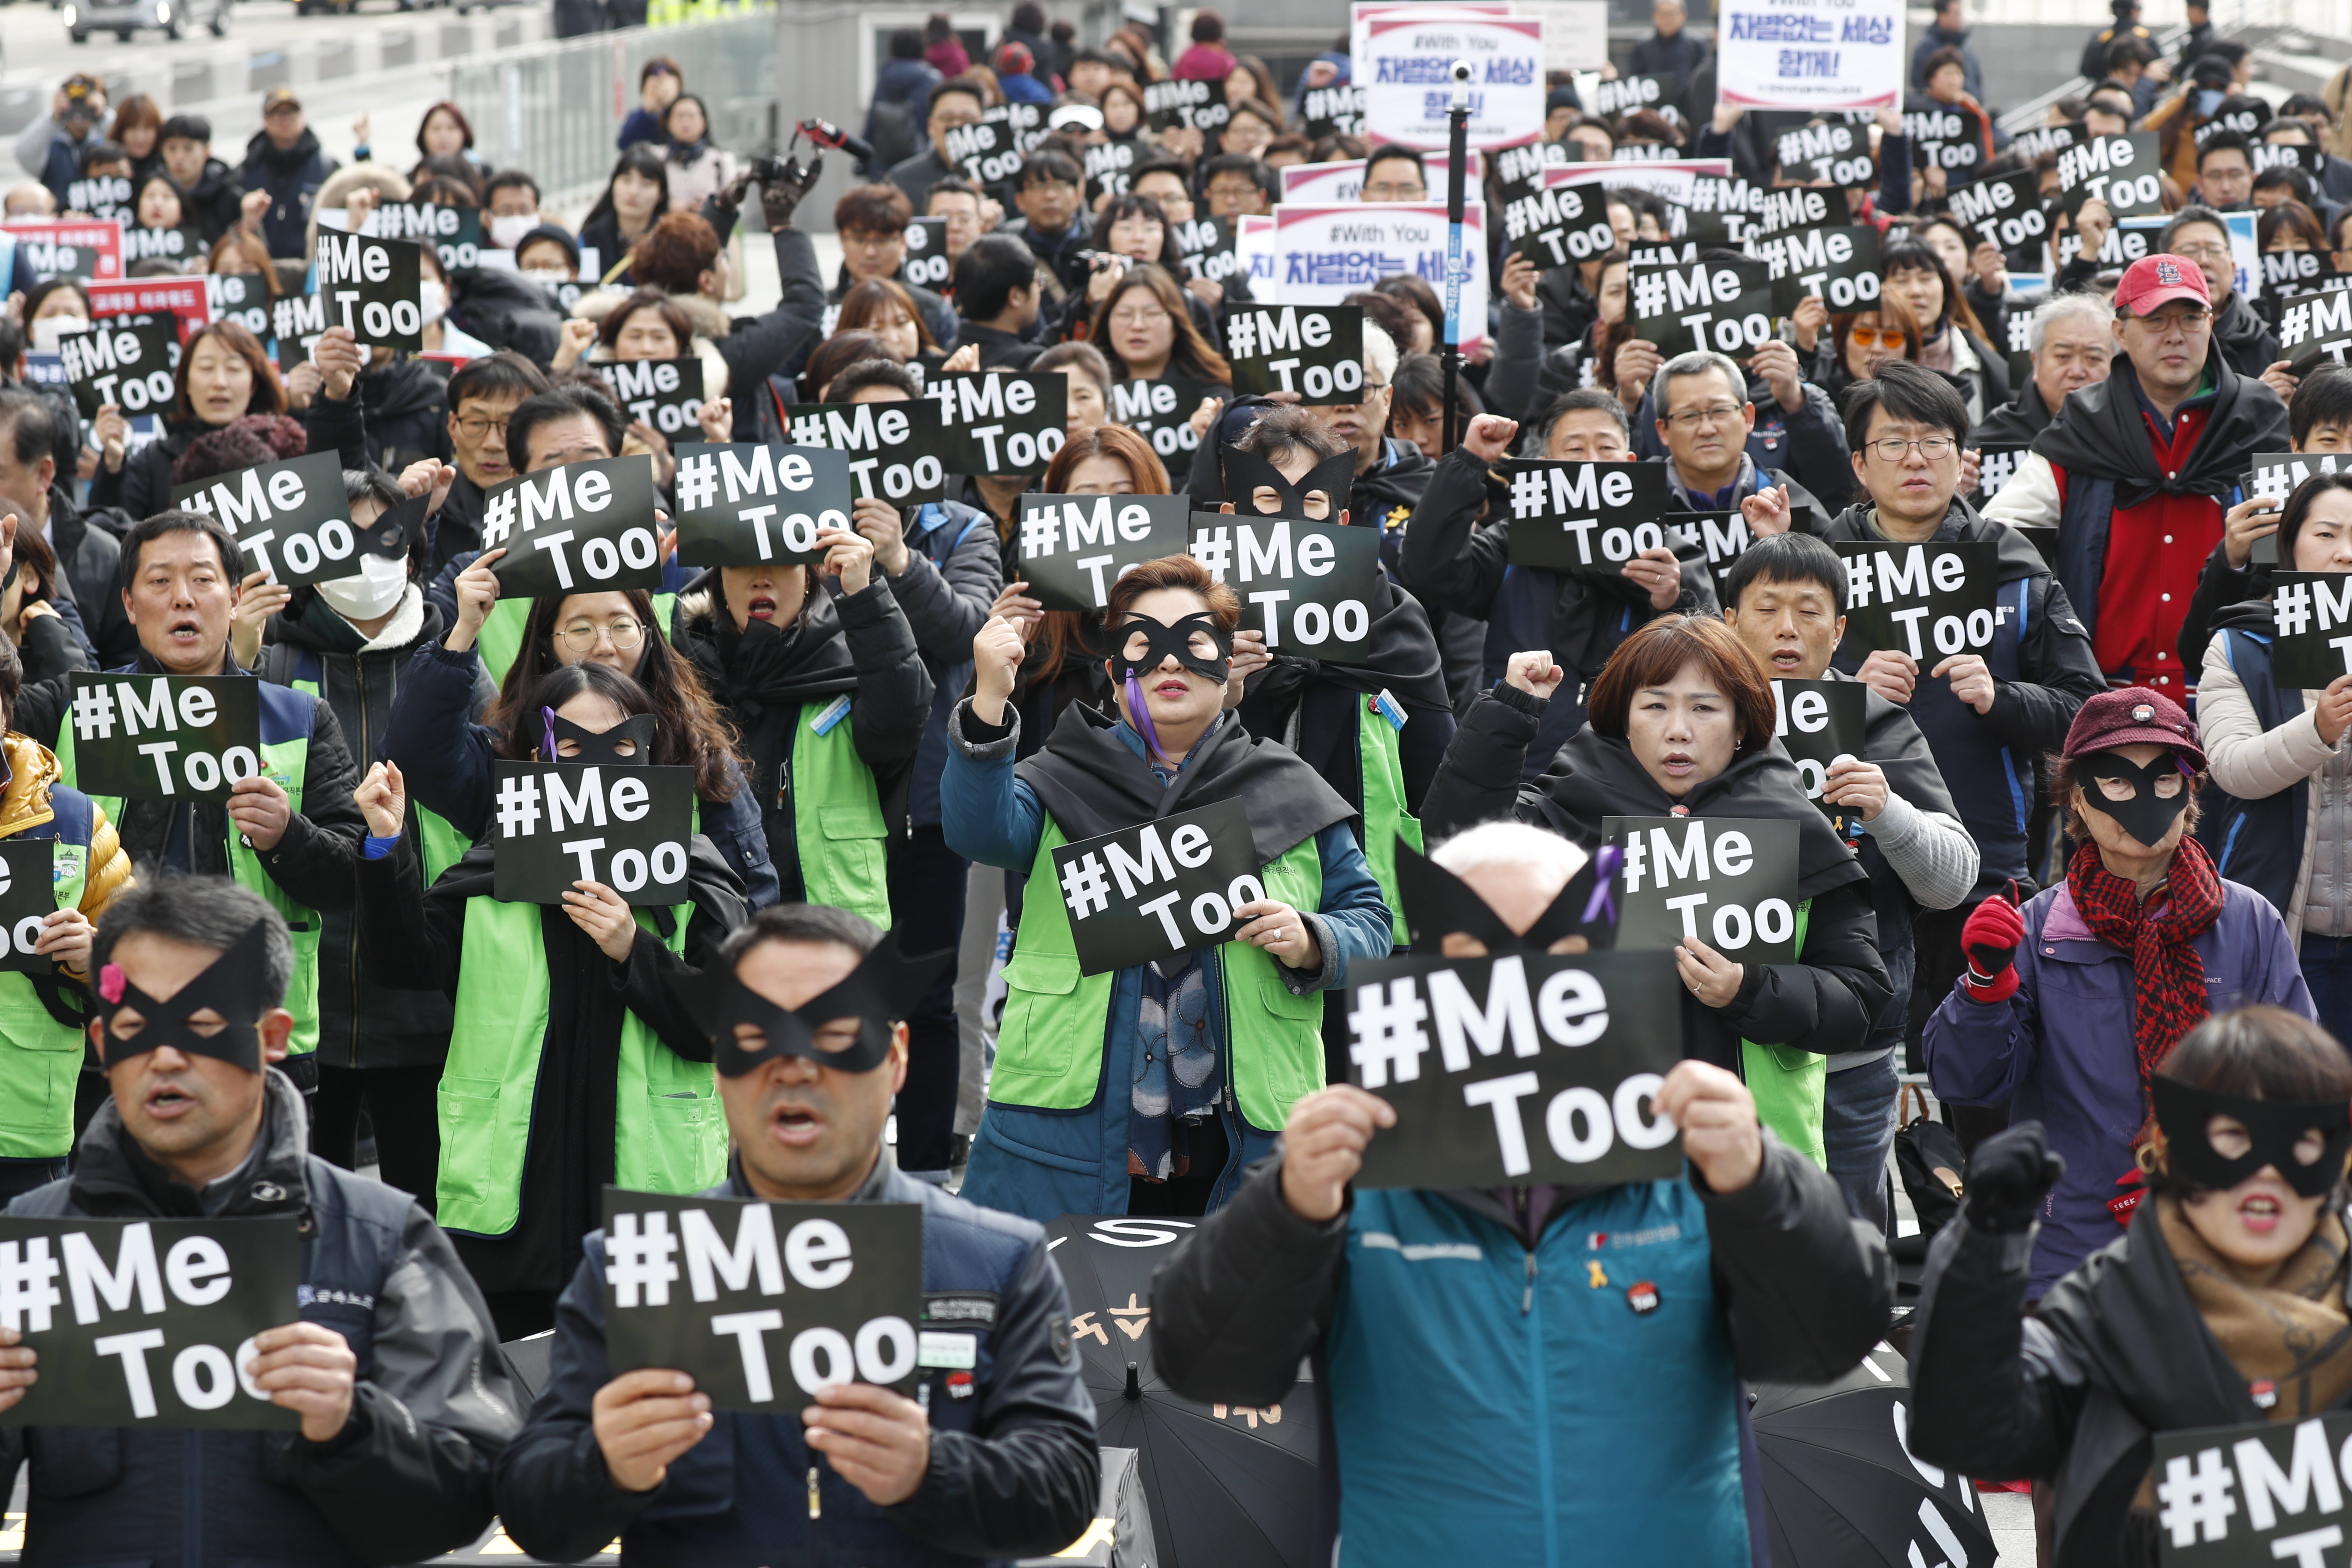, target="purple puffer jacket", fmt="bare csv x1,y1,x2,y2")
1922,877,2314,1298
